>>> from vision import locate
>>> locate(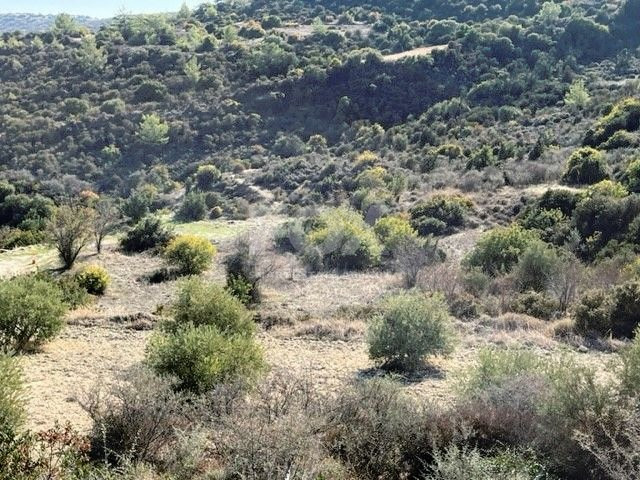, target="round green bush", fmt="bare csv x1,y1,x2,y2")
367,293,453,372
306,208,382,271
410,194,472,236
374,215,417,253
562,147,609,185
0,353,24,439
169,278,254,336
610,280,640,338
513,241,560,293
0,275,67,352
146,325,265,394
164,235,216,275
511,291,559,321
75,265,110,295
465,224,539,276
